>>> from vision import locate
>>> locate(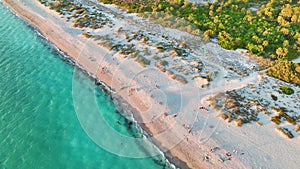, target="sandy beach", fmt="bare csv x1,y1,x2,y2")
2,0,207,168
3,0,300,169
